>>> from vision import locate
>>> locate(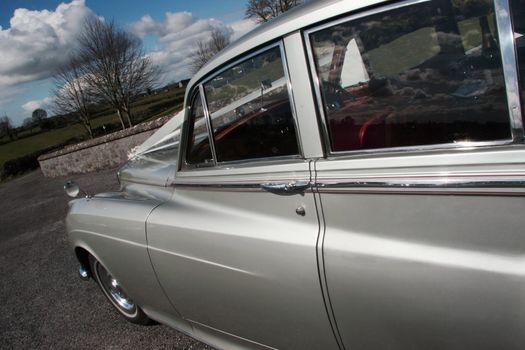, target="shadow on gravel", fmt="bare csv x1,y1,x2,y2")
0,169,211,349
